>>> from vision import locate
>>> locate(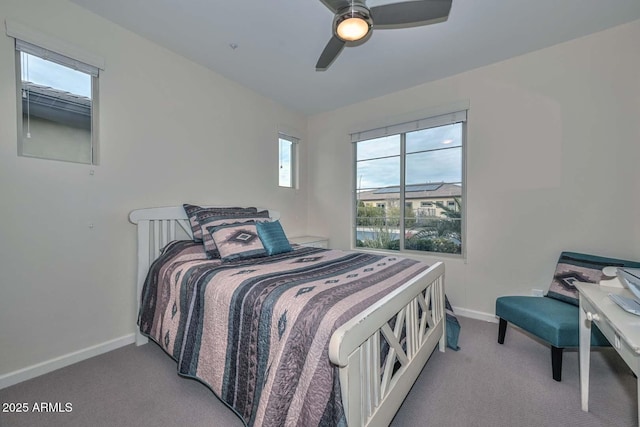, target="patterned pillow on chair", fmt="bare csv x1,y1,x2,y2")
547,252,639,306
